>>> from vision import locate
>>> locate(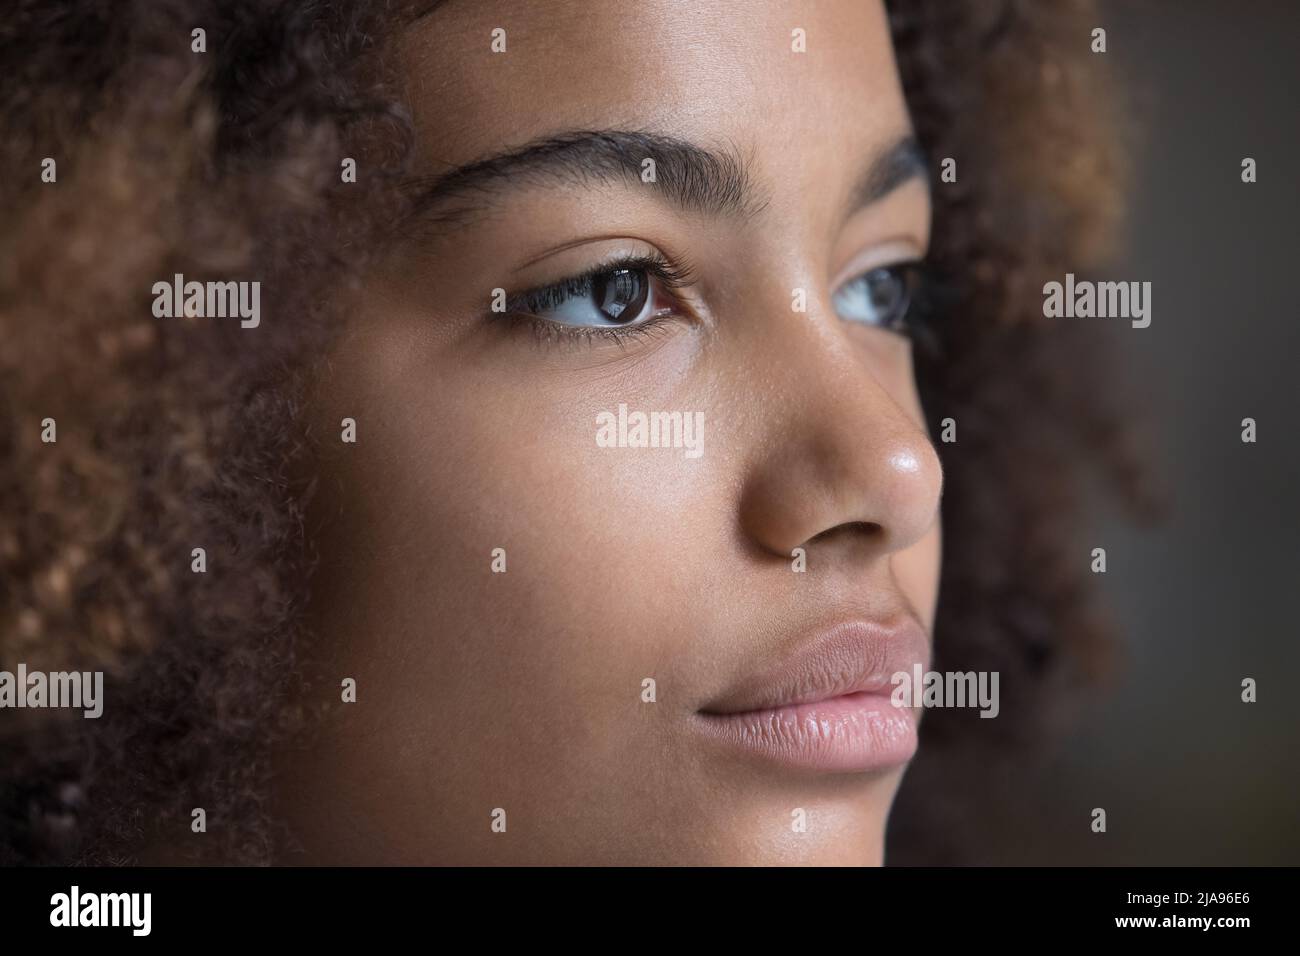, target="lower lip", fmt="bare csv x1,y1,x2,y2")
694,691,918,773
